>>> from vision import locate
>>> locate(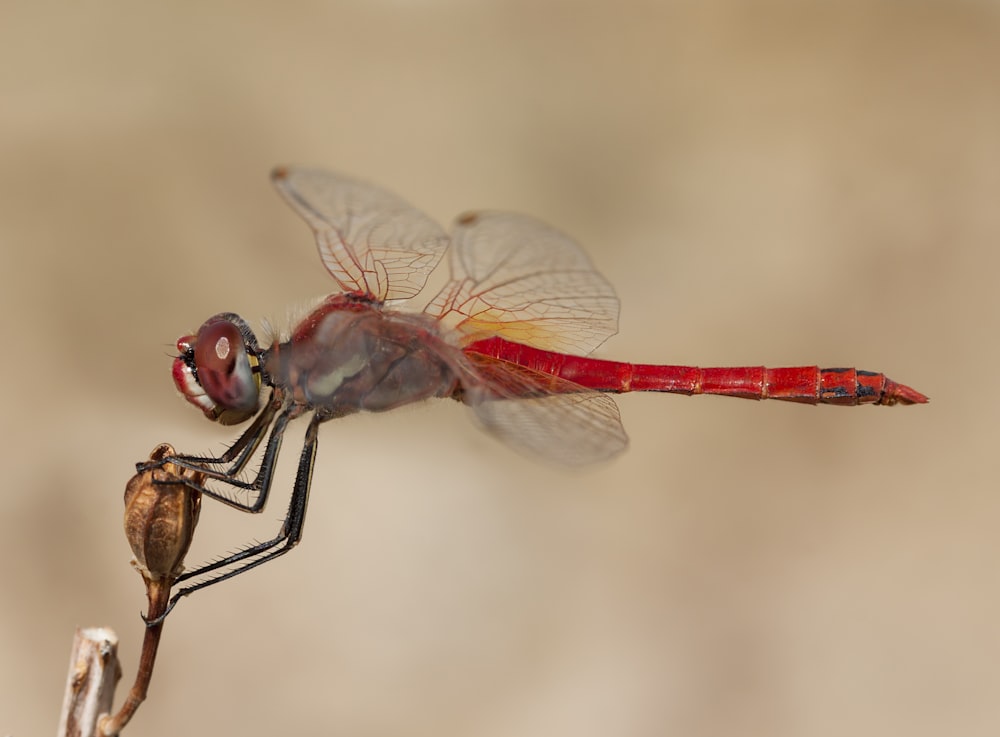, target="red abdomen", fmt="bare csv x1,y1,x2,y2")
464,337,927,406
